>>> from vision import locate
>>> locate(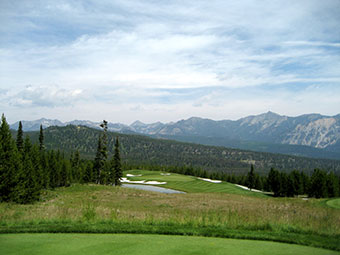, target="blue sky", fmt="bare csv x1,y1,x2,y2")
1,0,340,124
